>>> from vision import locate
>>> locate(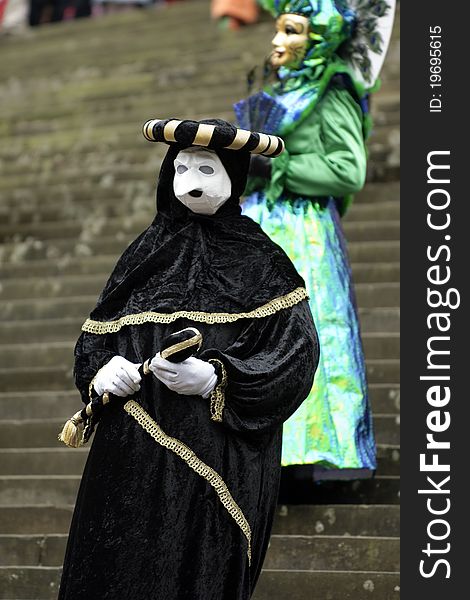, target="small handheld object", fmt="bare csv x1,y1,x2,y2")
160,327,203,363
58,327,203,448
